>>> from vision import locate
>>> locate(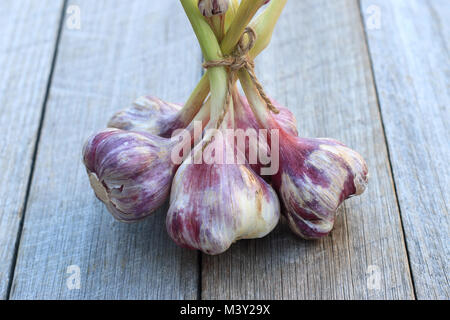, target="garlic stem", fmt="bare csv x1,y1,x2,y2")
220,0,267,54
249,0,287,57
224,0,239,32
238,69,271,128
222,86,235,130
179,75,211,124
210,15,225,42
180,0,285,123
189,98,211,127
181,0,228,122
